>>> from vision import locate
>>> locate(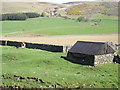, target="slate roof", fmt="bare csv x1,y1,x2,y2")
68,41,116,55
